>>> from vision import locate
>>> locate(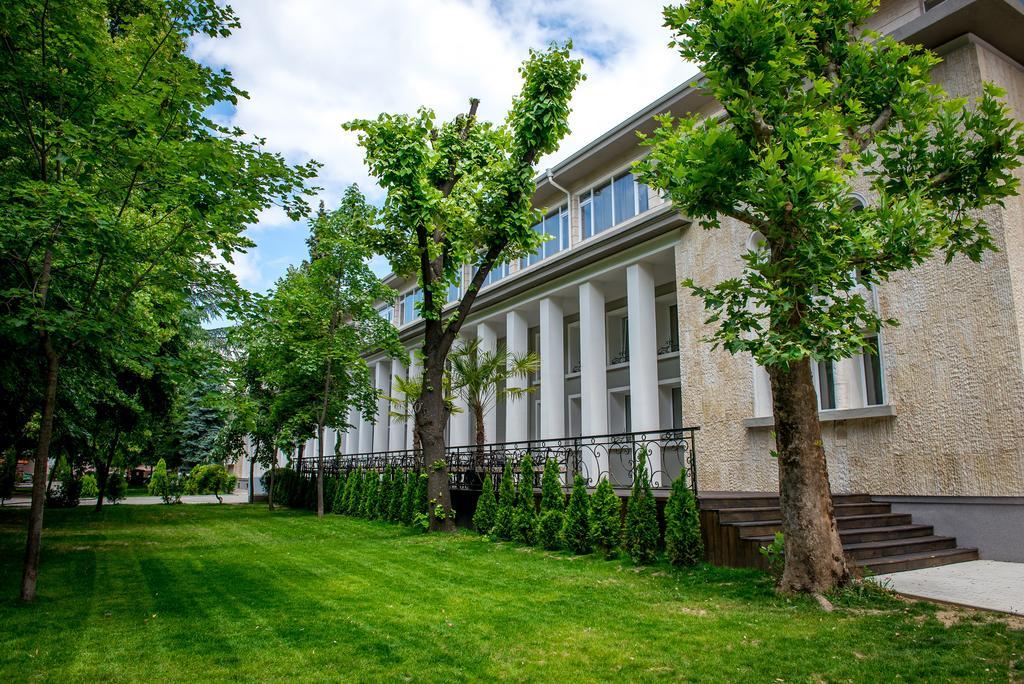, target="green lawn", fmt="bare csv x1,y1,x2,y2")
0,506,1021,682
